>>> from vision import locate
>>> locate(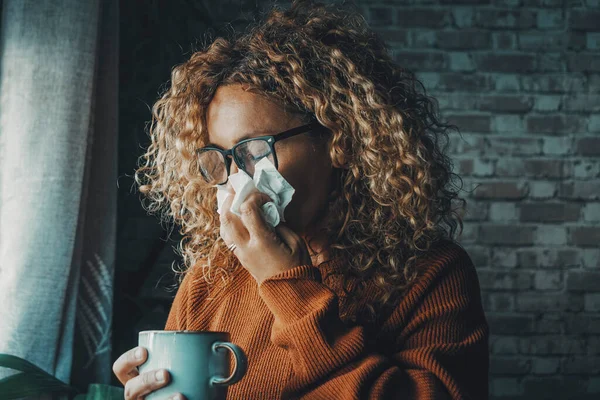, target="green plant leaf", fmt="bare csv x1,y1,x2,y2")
0,371,76,399
0,354,124,400
0,353,56,375
0,353,79,399
85,383,125,400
